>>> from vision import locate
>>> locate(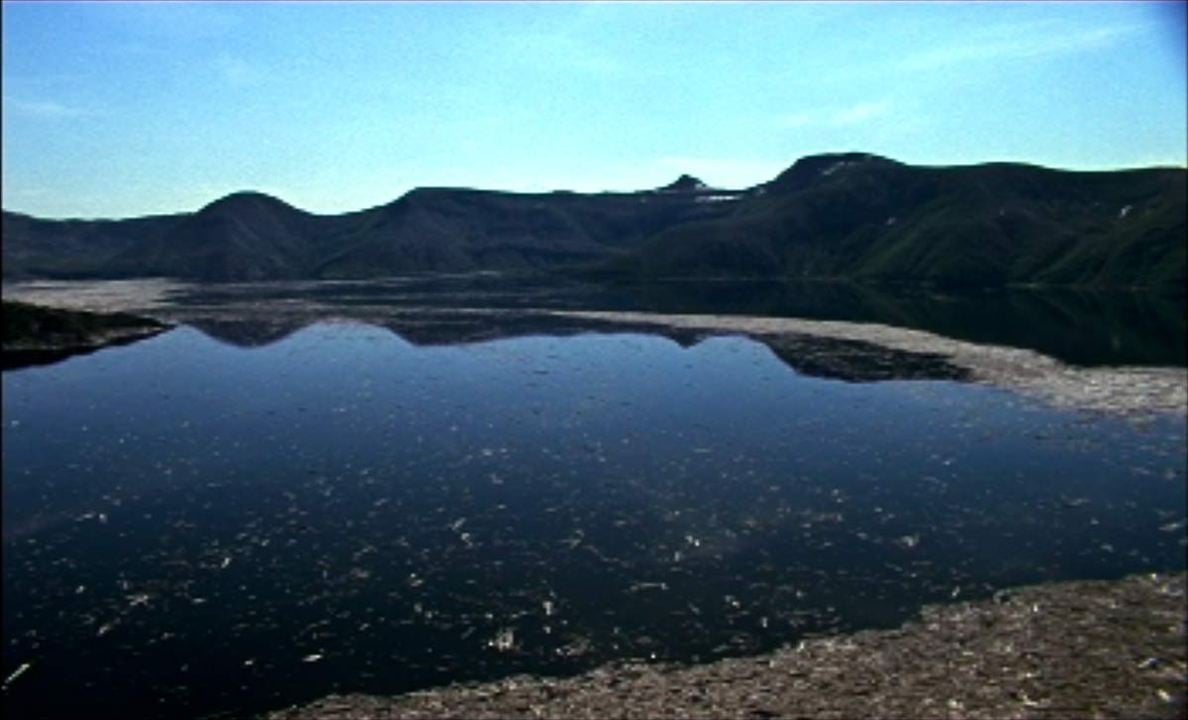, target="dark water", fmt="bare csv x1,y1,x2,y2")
2,295,1186,719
